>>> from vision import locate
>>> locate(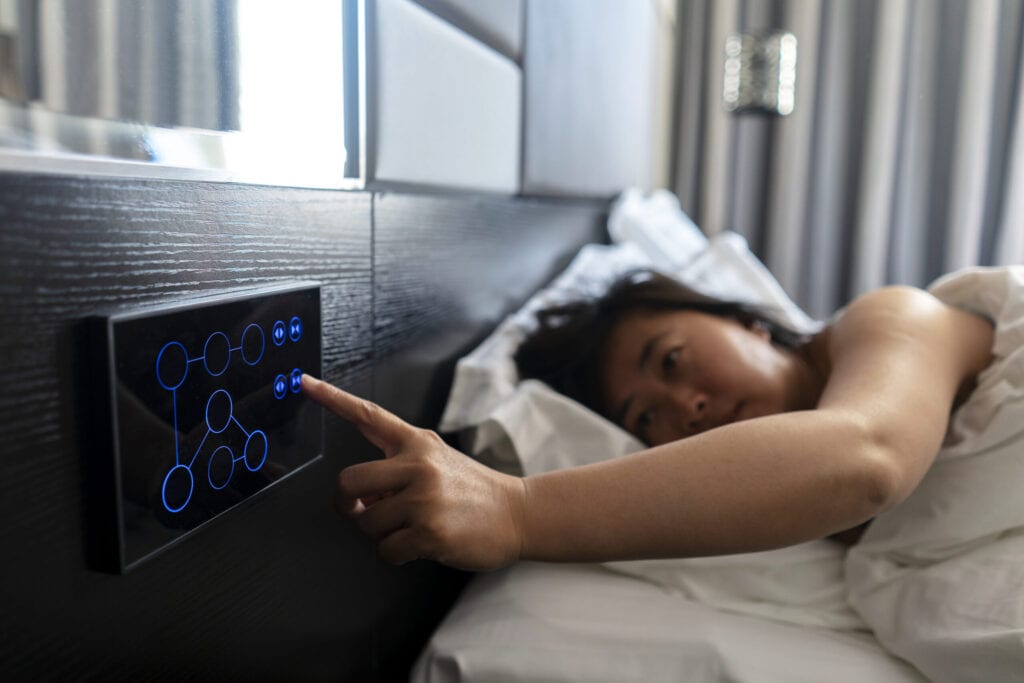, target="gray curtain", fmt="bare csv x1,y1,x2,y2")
19,0,238,133
673,0,1024,318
